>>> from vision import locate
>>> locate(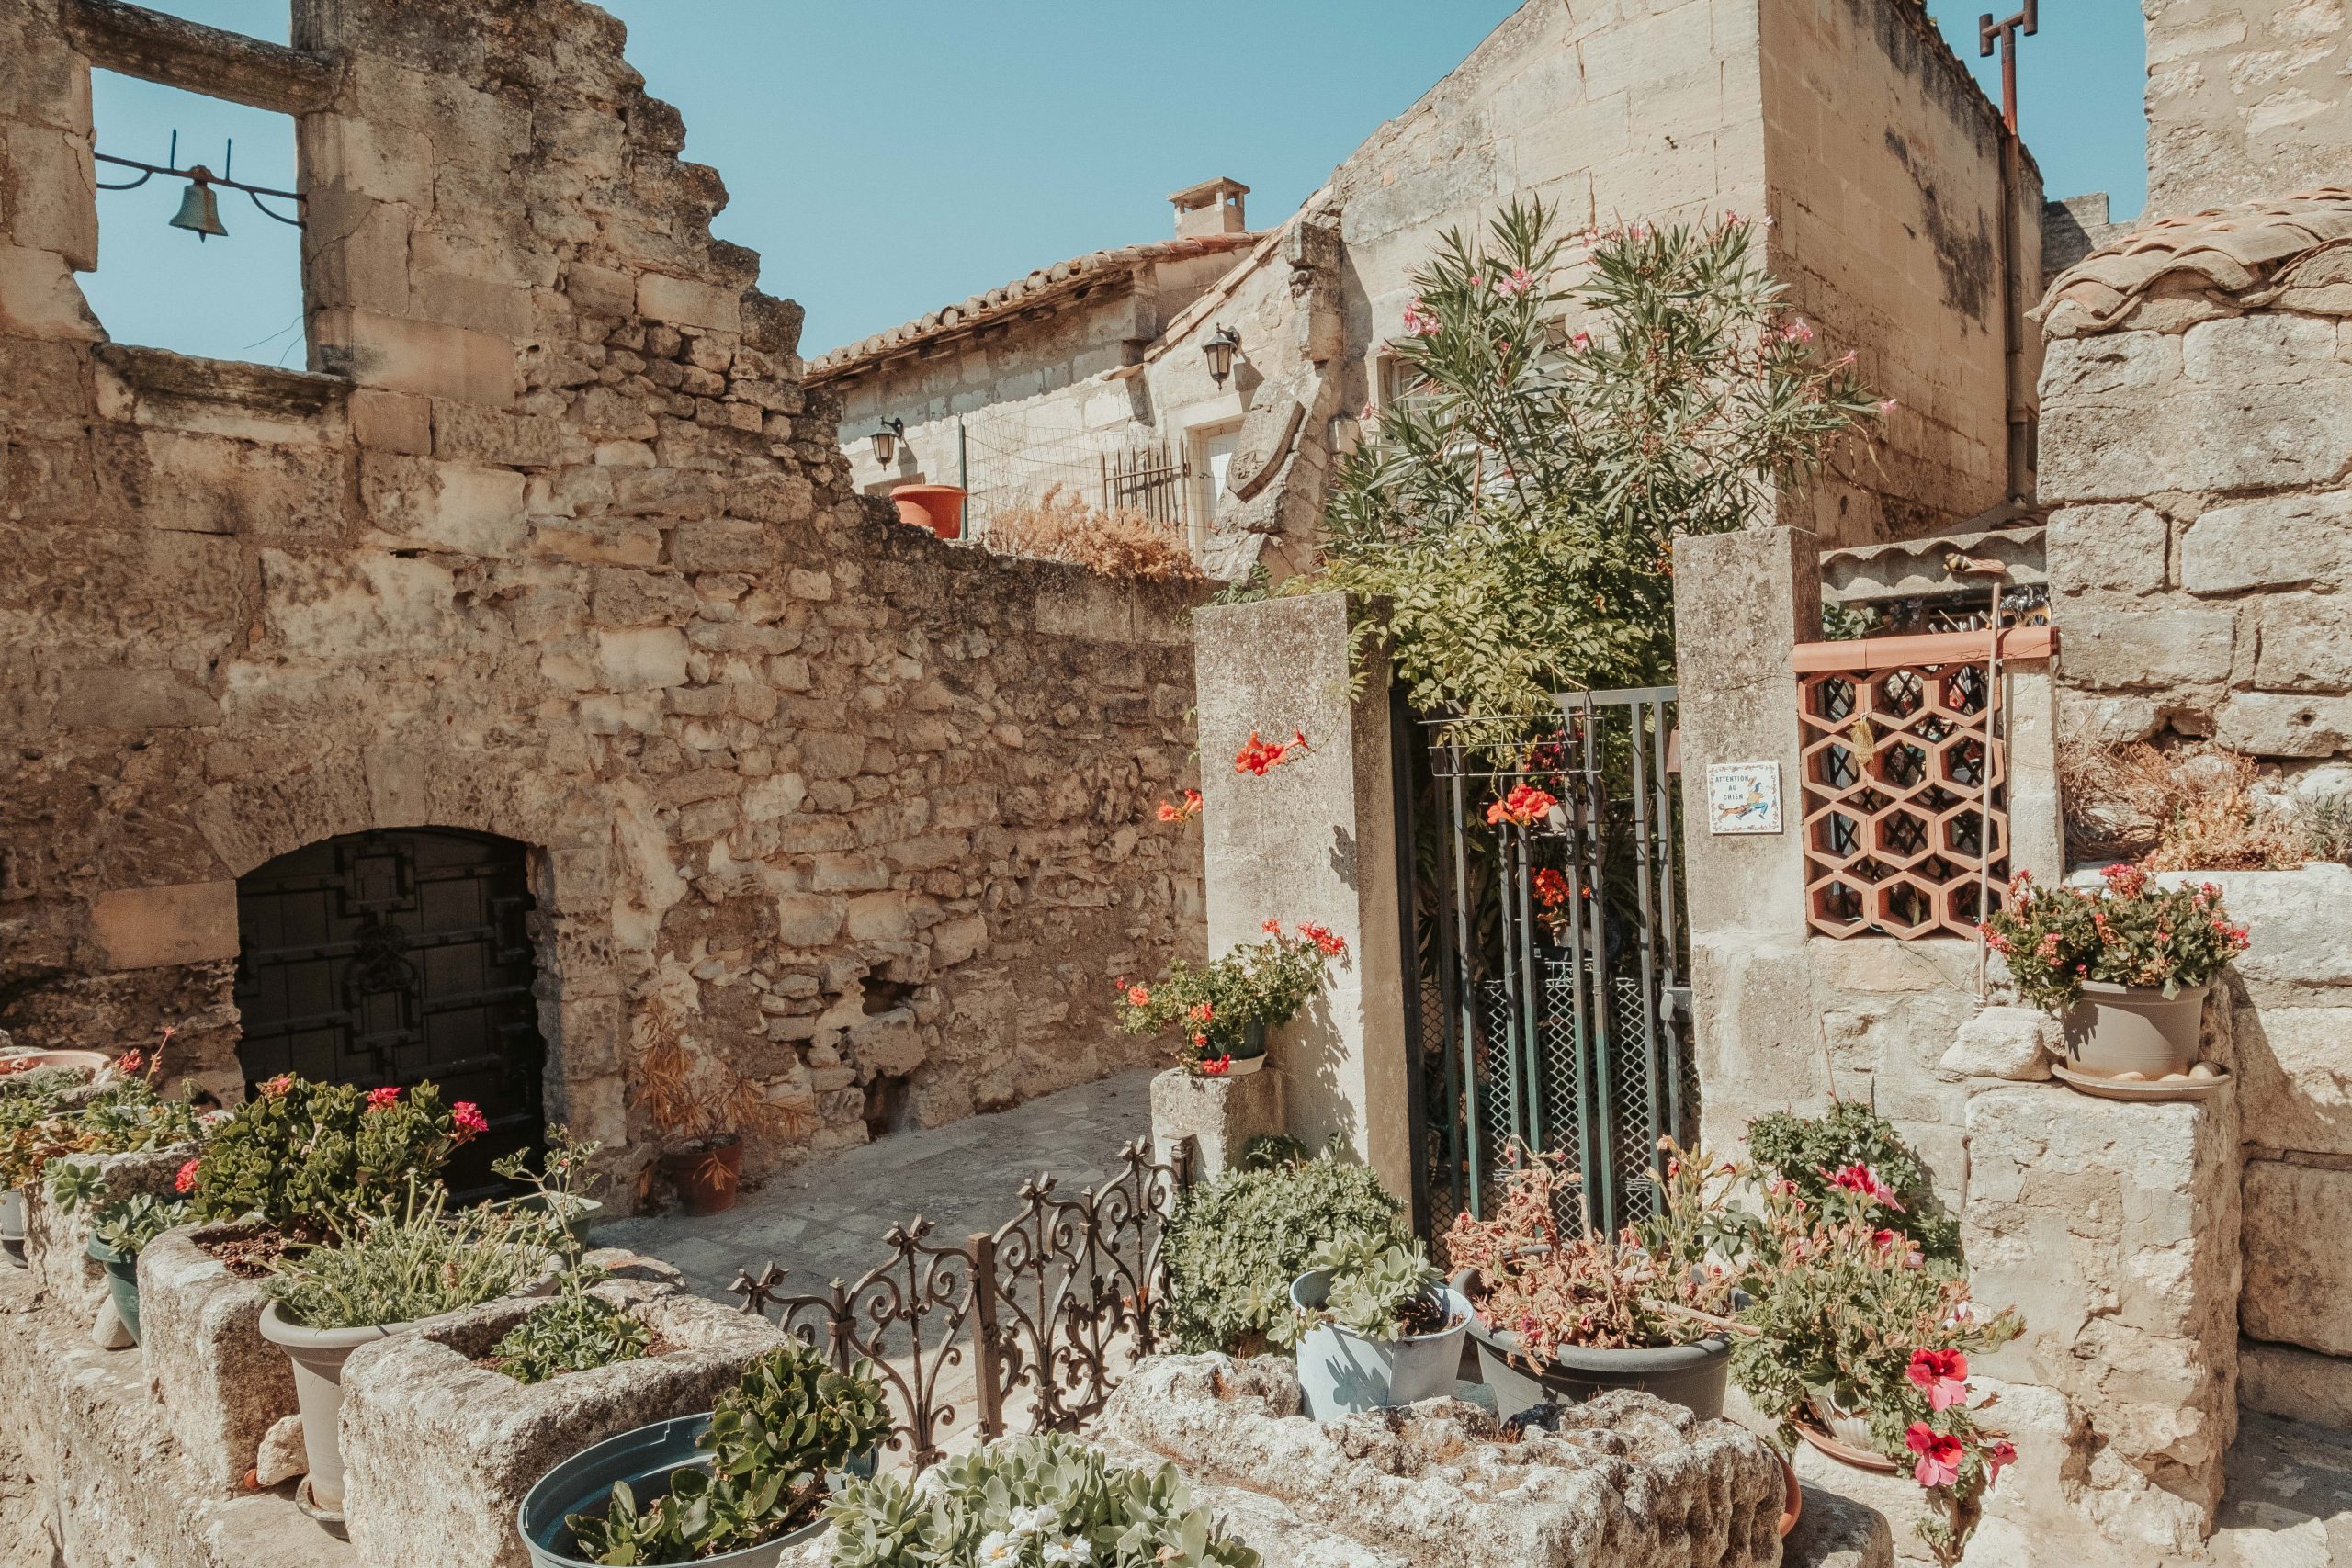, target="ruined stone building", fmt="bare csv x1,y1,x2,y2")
0,0,1204,1204
825,0,2052,576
